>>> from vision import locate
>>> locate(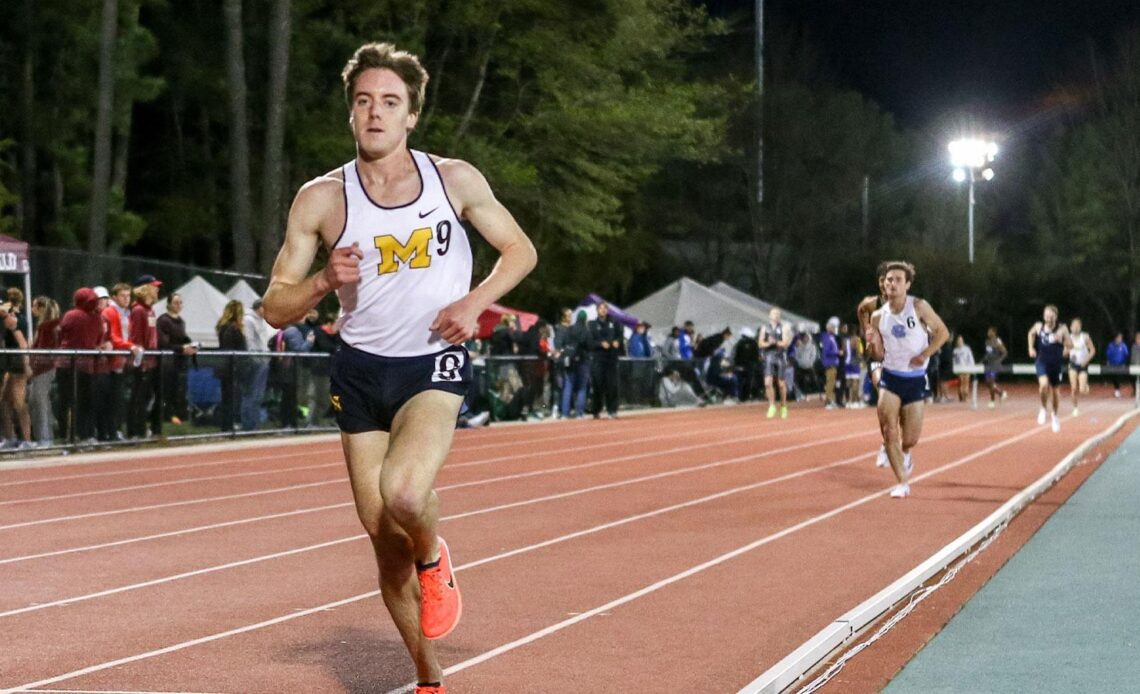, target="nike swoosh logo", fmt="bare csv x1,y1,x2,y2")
418,206,439,218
